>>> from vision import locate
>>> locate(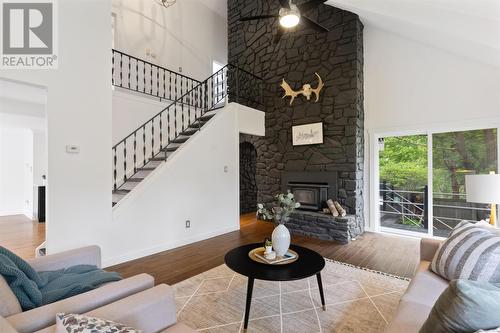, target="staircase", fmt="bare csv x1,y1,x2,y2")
111,51,264,206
